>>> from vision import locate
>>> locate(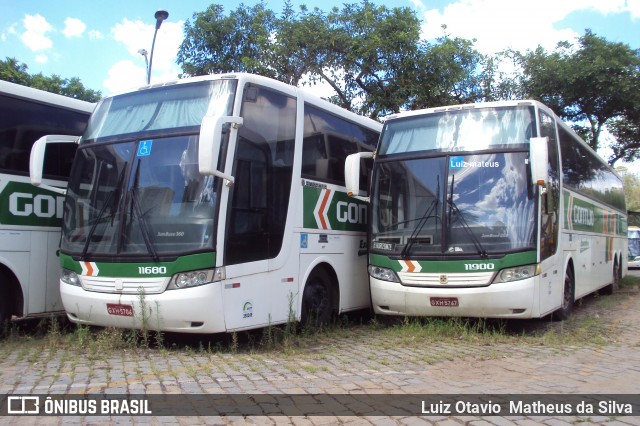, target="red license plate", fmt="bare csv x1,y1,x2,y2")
107,303,134,317
430,297,459,307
